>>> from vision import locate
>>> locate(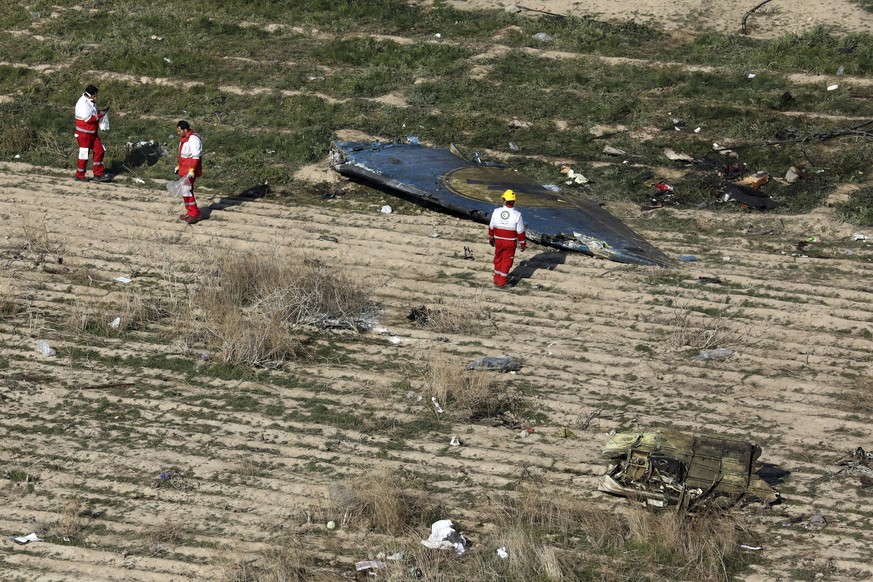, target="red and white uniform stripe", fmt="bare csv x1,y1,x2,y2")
177,131,203,219
488,205,526,287
74,93,106,178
